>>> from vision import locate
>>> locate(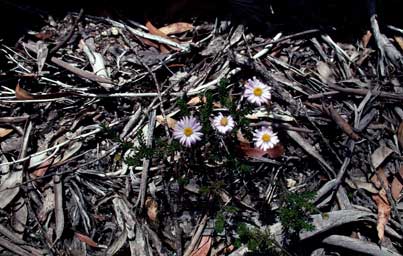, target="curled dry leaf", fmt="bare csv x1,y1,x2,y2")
15,83,34,100
145,197,158,222
372,191,391,241
397,122,403,149
190,236,212,256
75,232,98,247
159,22,193,35
370,168,391,241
